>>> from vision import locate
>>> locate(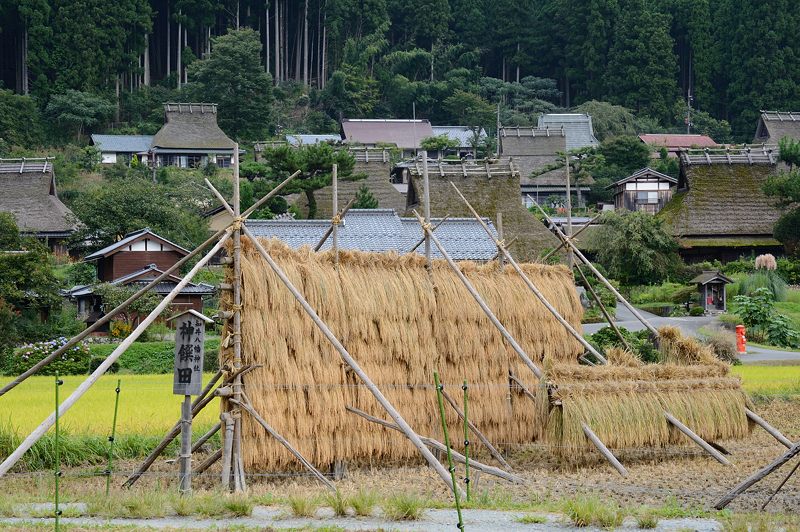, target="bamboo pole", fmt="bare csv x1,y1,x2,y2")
314,198,355,251
508,372,537,403
574,264,631,352
239,225,463,497
490,237,517,261
433,372,464,528
408,215,450,252
194,448,222,476
231,143,245,492
179,395,193,495
582,422,627,477
760,458,800,510
422,150,432,273
440,387,511,470
448,183,606,364
0,232,232,479
191,422,221,453
231,398,335,491
346,406,523,484
332,163,339,269
528,196,659,336
496,212,504,268
540,212,602,262
714,442,800,509
412,209,543,380
664,412,731,466
746,409,793,449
